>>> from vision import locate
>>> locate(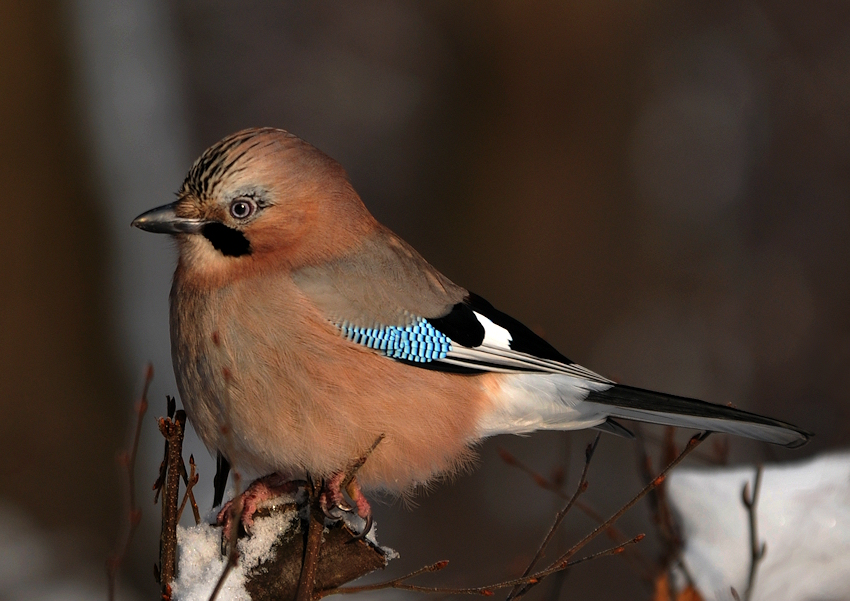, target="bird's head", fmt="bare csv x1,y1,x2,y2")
132,127,376,278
